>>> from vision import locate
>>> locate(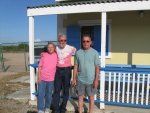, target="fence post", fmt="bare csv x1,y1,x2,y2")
0,46,5,72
